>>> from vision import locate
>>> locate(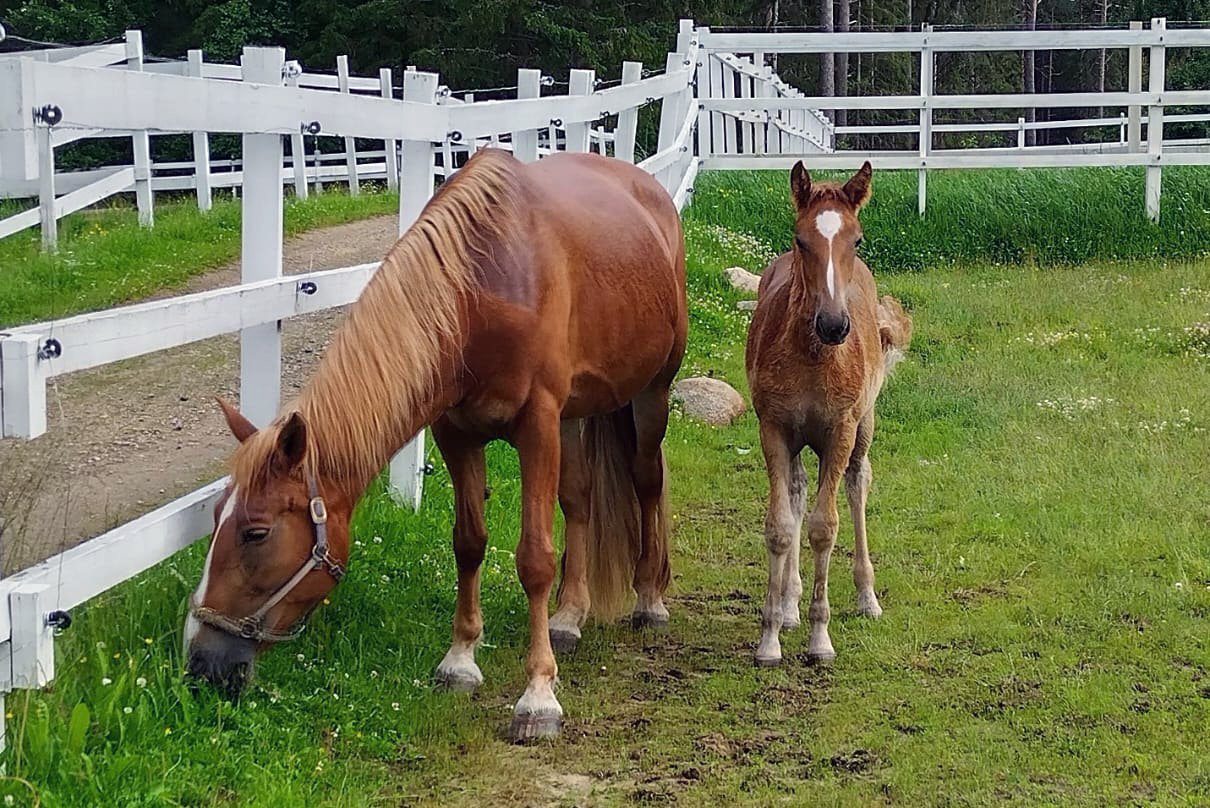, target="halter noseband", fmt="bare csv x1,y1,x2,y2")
190,473,345,644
